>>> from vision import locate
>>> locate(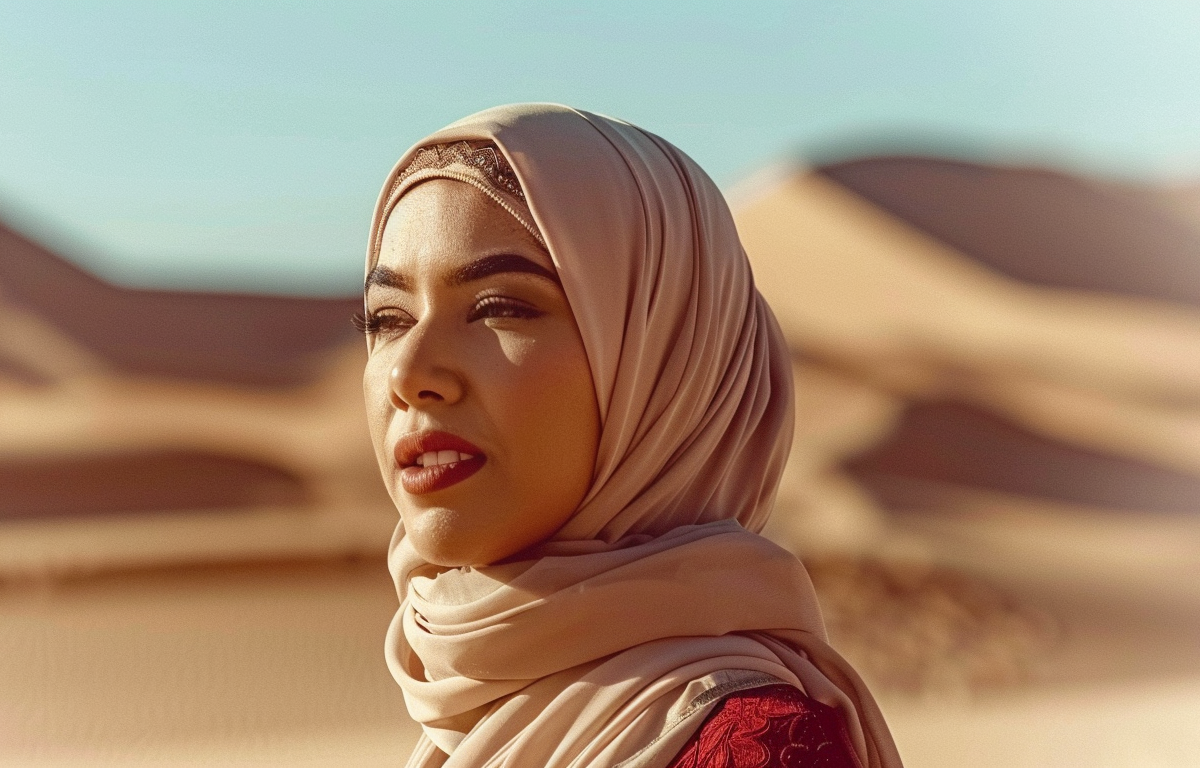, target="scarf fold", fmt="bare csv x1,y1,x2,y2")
369,104,901,767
